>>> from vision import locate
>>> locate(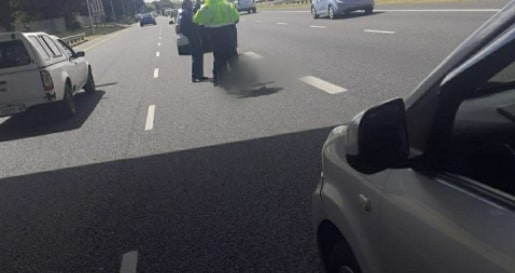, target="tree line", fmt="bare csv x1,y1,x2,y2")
0,0,178,32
